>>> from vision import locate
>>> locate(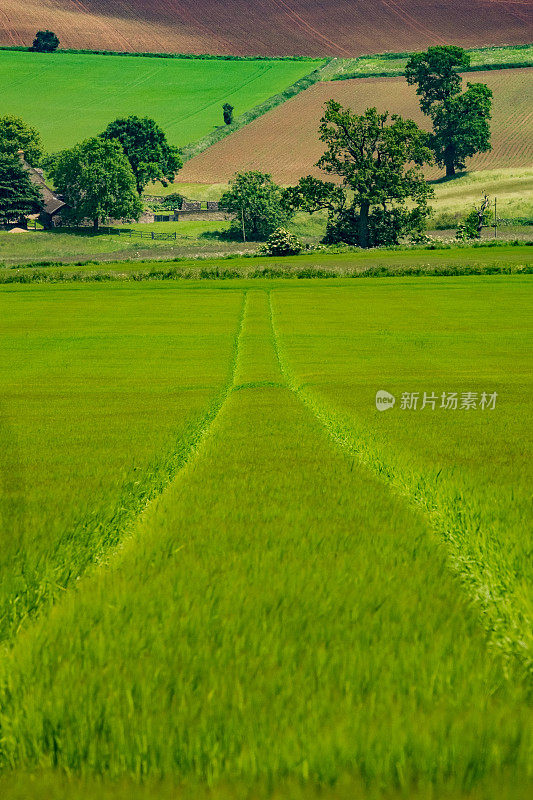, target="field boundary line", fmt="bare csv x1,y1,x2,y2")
2,261,531,285
268,291,532,681
180,59,335,162
0,45,323,62
0,291,249,651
